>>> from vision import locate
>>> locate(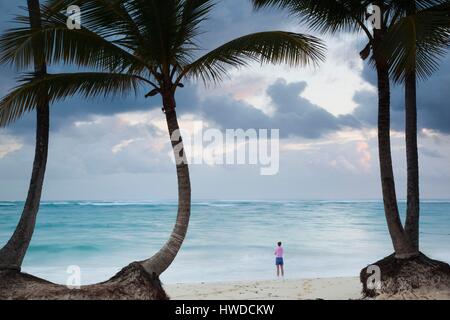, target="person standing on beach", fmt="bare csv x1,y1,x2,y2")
274,242,284,278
